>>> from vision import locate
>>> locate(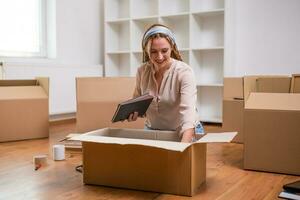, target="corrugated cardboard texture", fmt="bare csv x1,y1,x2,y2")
0,78,49,142
244,93,300,175
223,77,244,100
222,100,244,143
0,99,49,142
74,128,236,196
244,110,300,175
245,93,300,111
0,80,37,86
291,74,300,93
82,142,206,196
243,75,290,101
76,77,145,133
76,77,135,102
256,77,291,93
0,86,48,100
